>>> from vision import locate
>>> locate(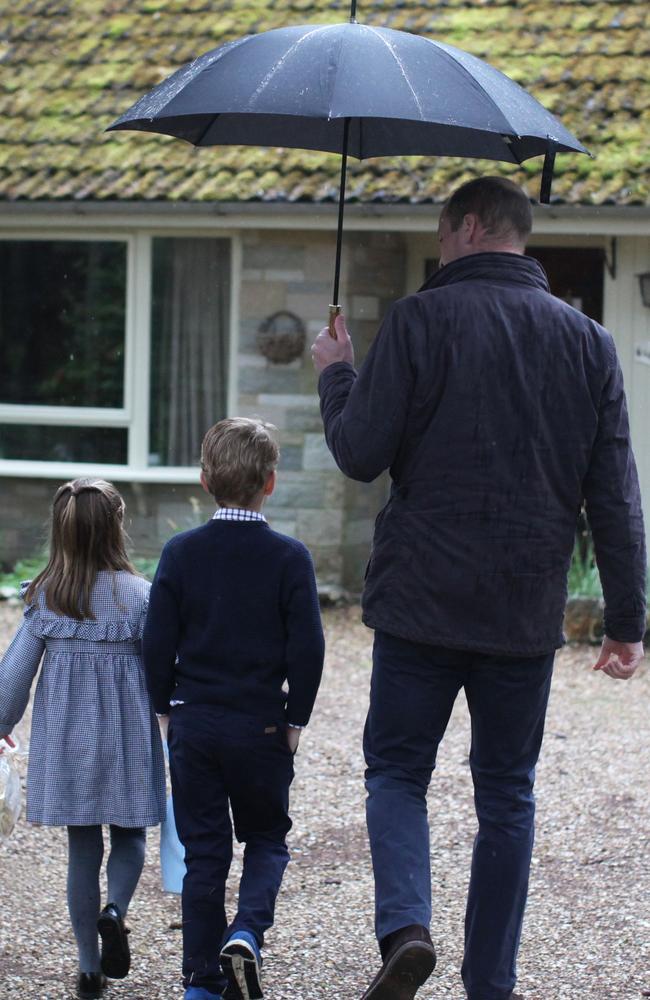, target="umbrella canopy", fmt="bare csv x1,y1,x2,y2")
109,20,588,324
109,23,586,163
